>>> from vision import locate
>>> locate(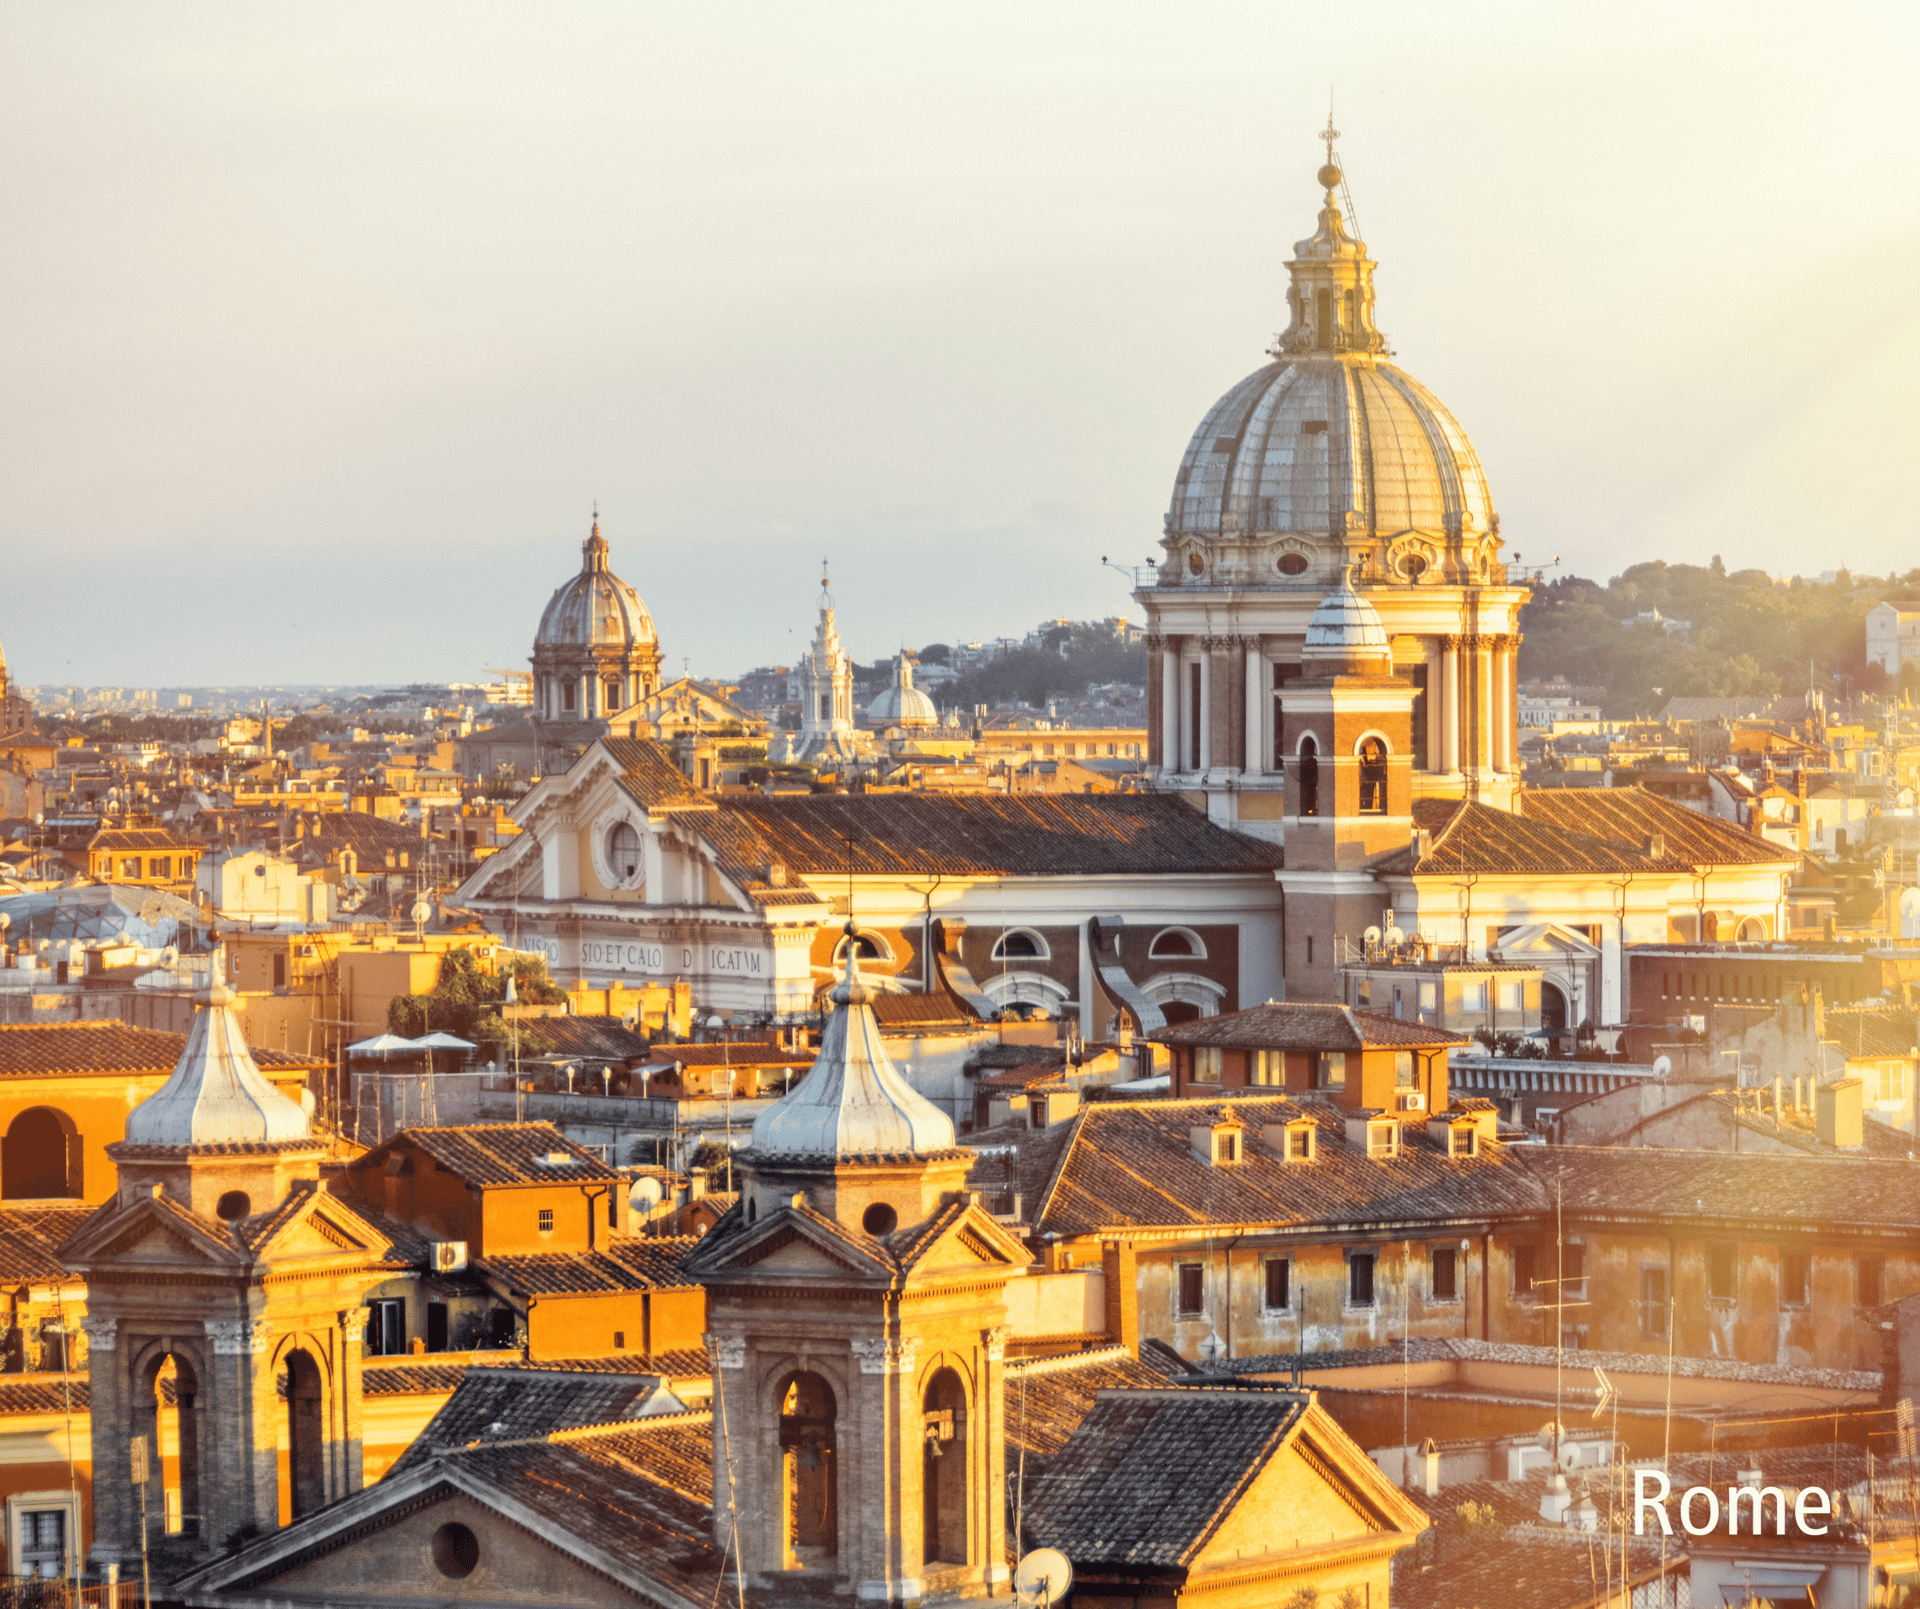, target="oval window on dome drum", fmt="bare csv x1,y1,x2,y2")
1277,553,1309,576
608,822,642,884
1401,554,1427,579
